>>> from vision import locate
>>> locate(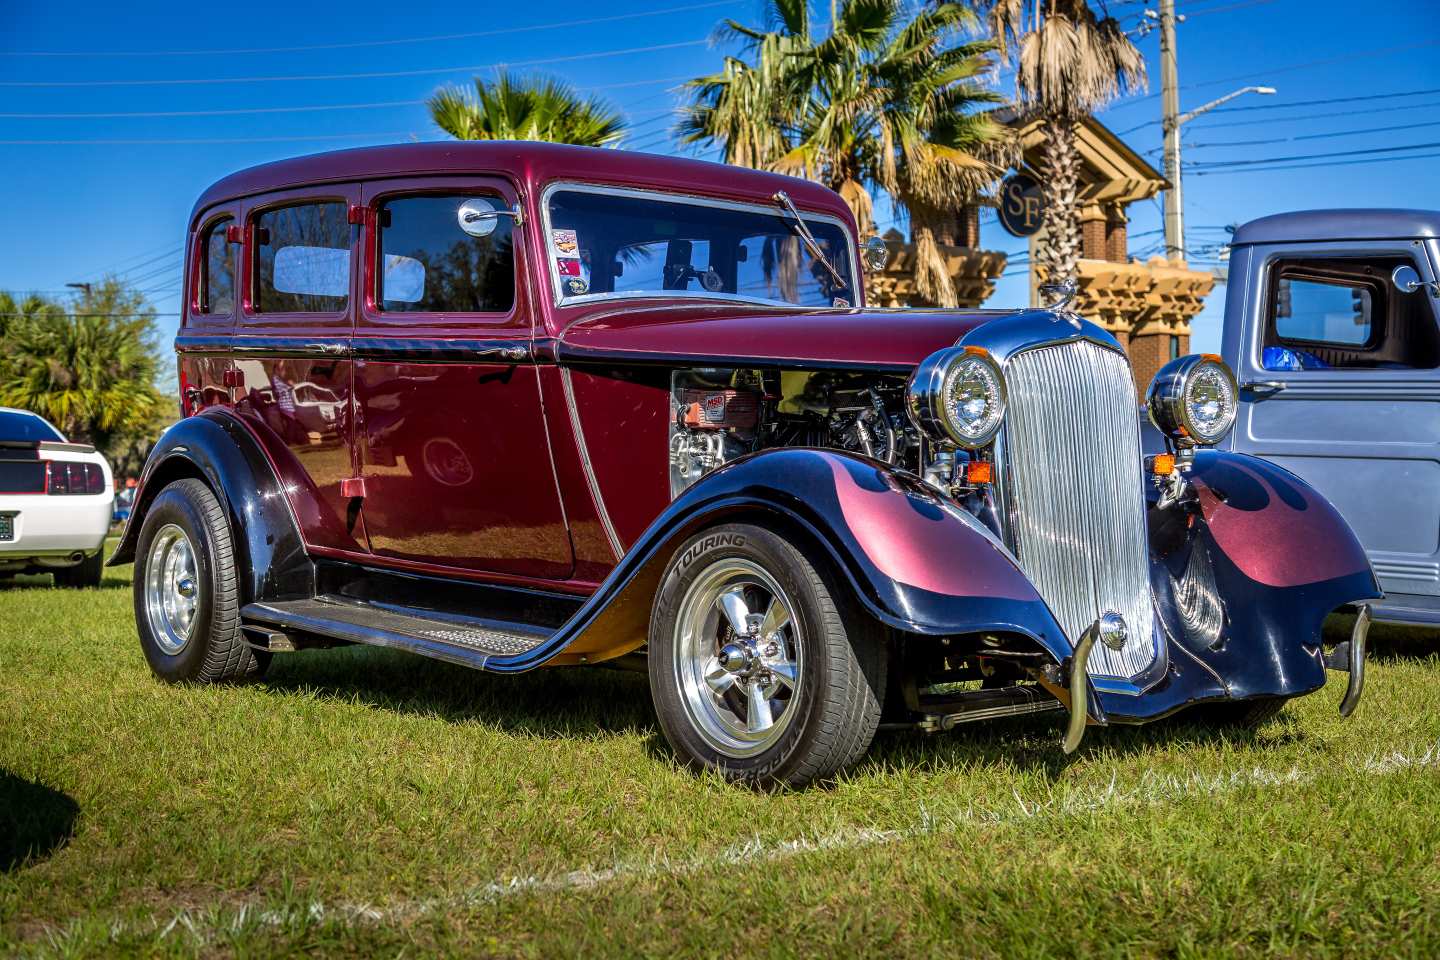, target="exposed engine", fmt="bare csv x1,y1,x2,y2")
669,368,964,498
